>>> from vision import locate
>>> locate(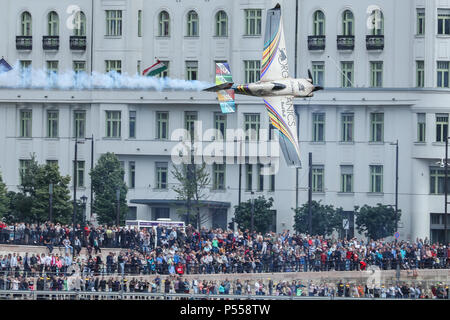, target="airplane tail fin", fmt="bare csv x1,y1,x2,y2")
203,63,236,114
